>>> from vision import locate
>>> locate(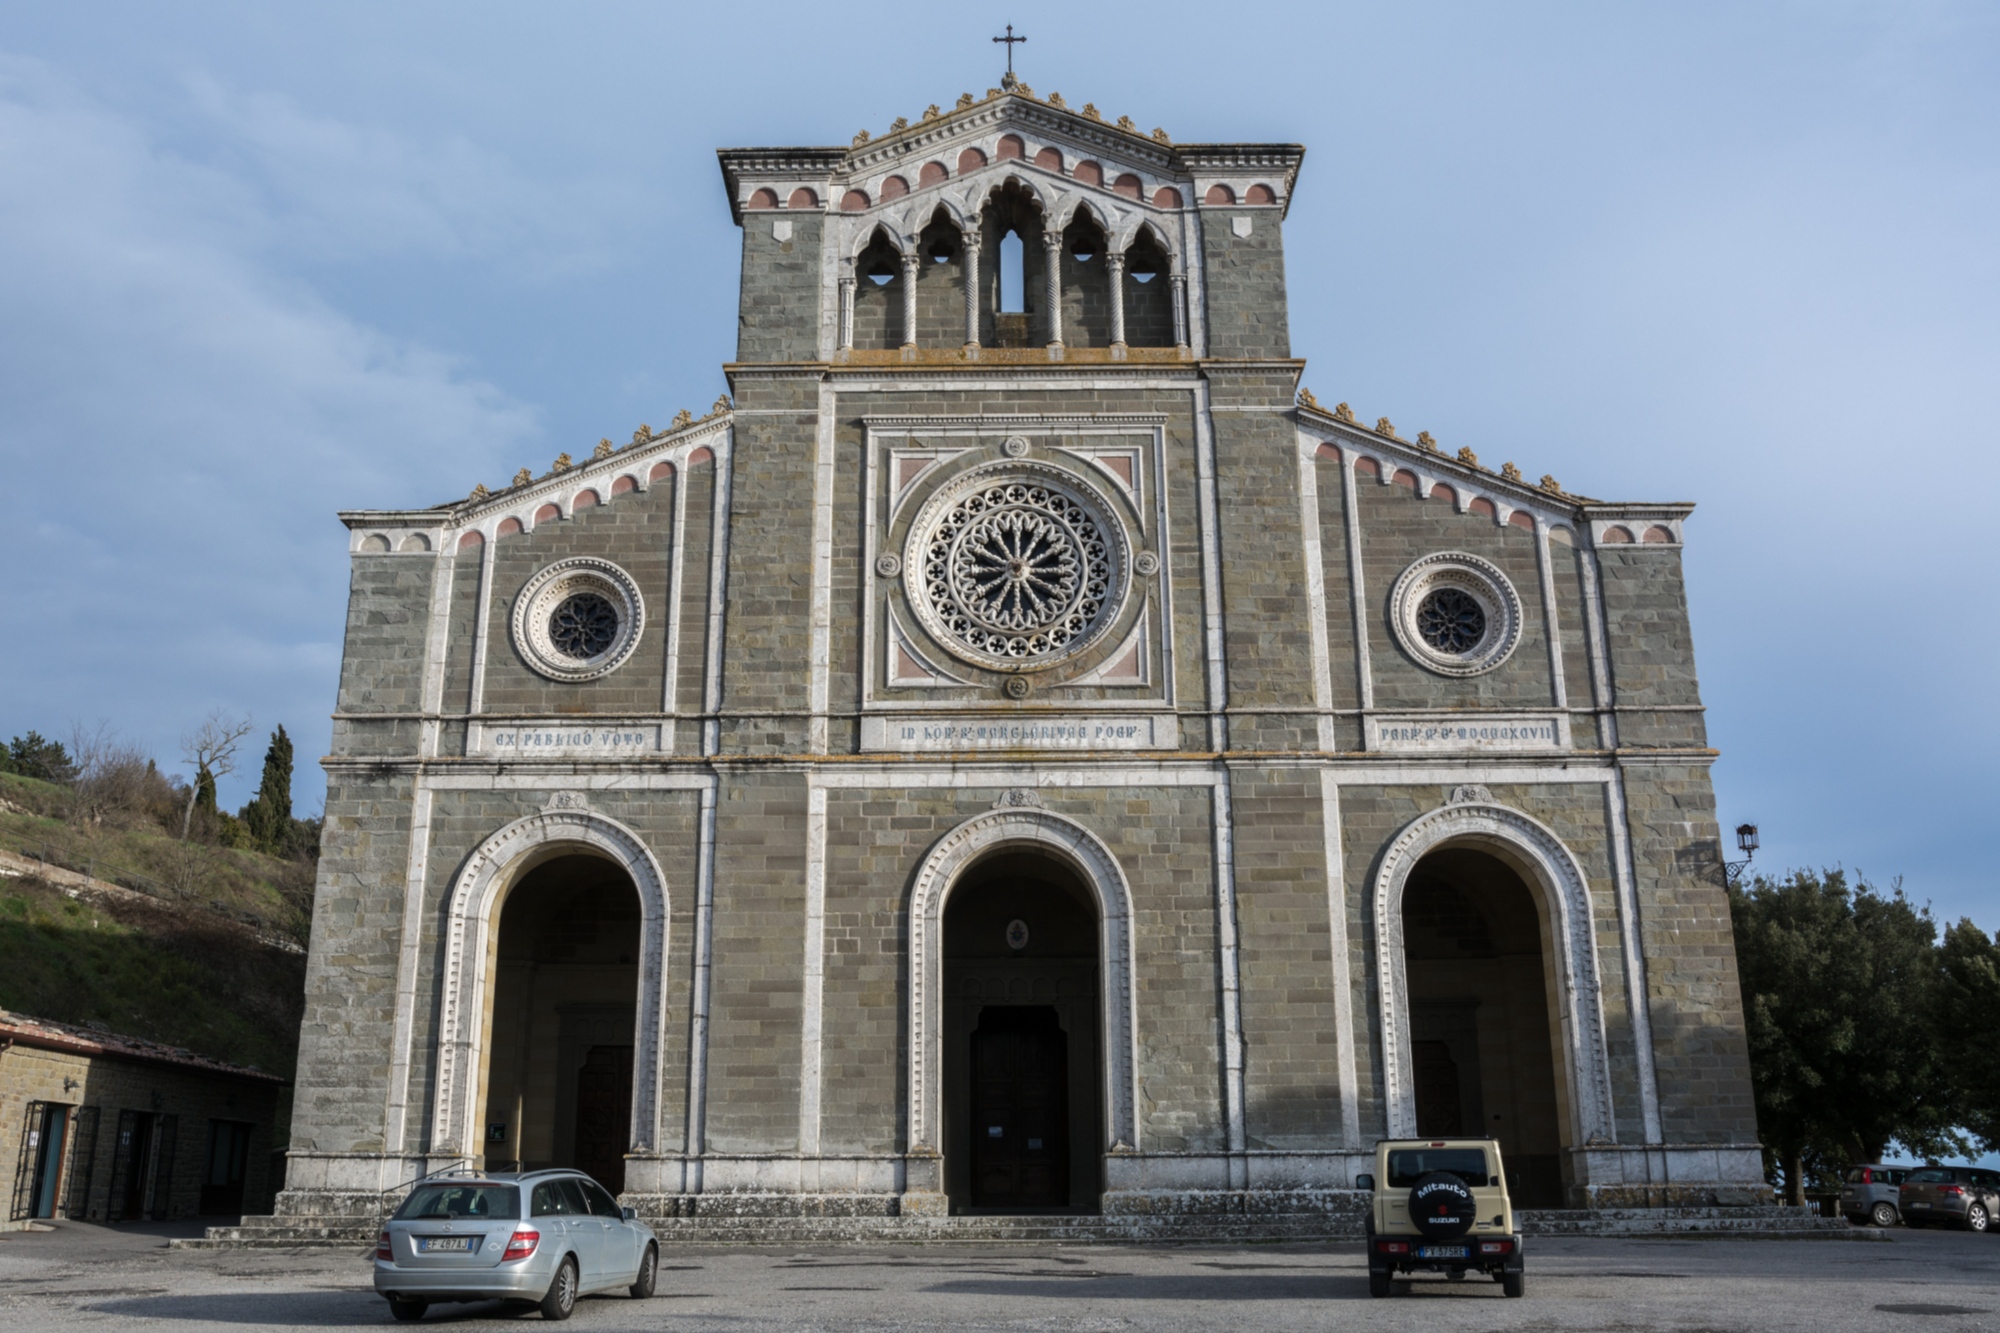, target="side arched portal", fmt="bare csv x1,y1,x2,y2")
1372,798,1617,1154
430,808,670,1172
908,807,1138,1171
